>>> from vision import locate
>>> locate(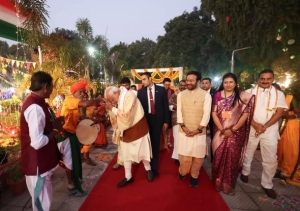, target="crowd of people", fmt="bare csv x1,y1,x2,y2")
20,69,299,210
